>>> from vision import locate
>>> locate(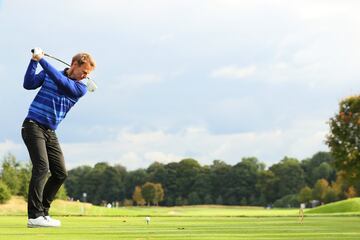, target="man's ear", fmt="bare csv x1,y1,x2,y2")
71,61,79,68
